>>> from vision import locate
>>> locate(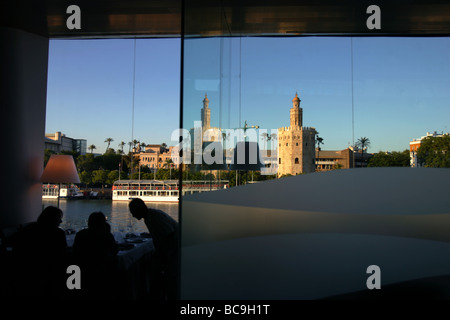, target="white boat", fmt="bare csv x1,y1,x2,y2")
42,184,84,199
112,179,229,203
